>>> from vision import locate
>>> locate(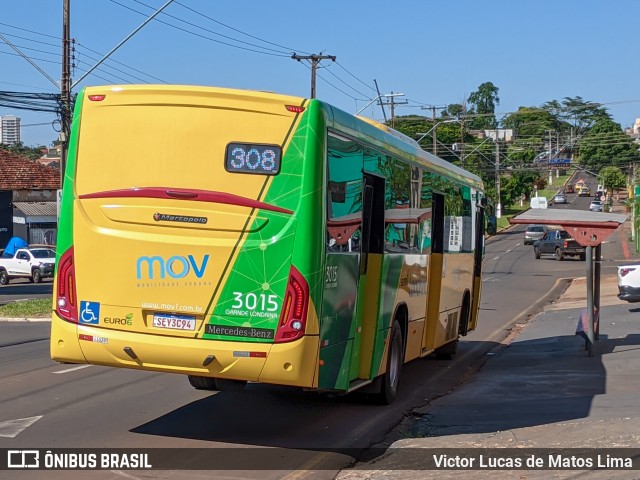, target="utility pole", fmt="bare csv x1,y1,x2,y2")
547,130,553,186
420,105,446,154
60,0,71,187
291,53,336,98
378,92,407,128
495,139,501,219
460,102,466,167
